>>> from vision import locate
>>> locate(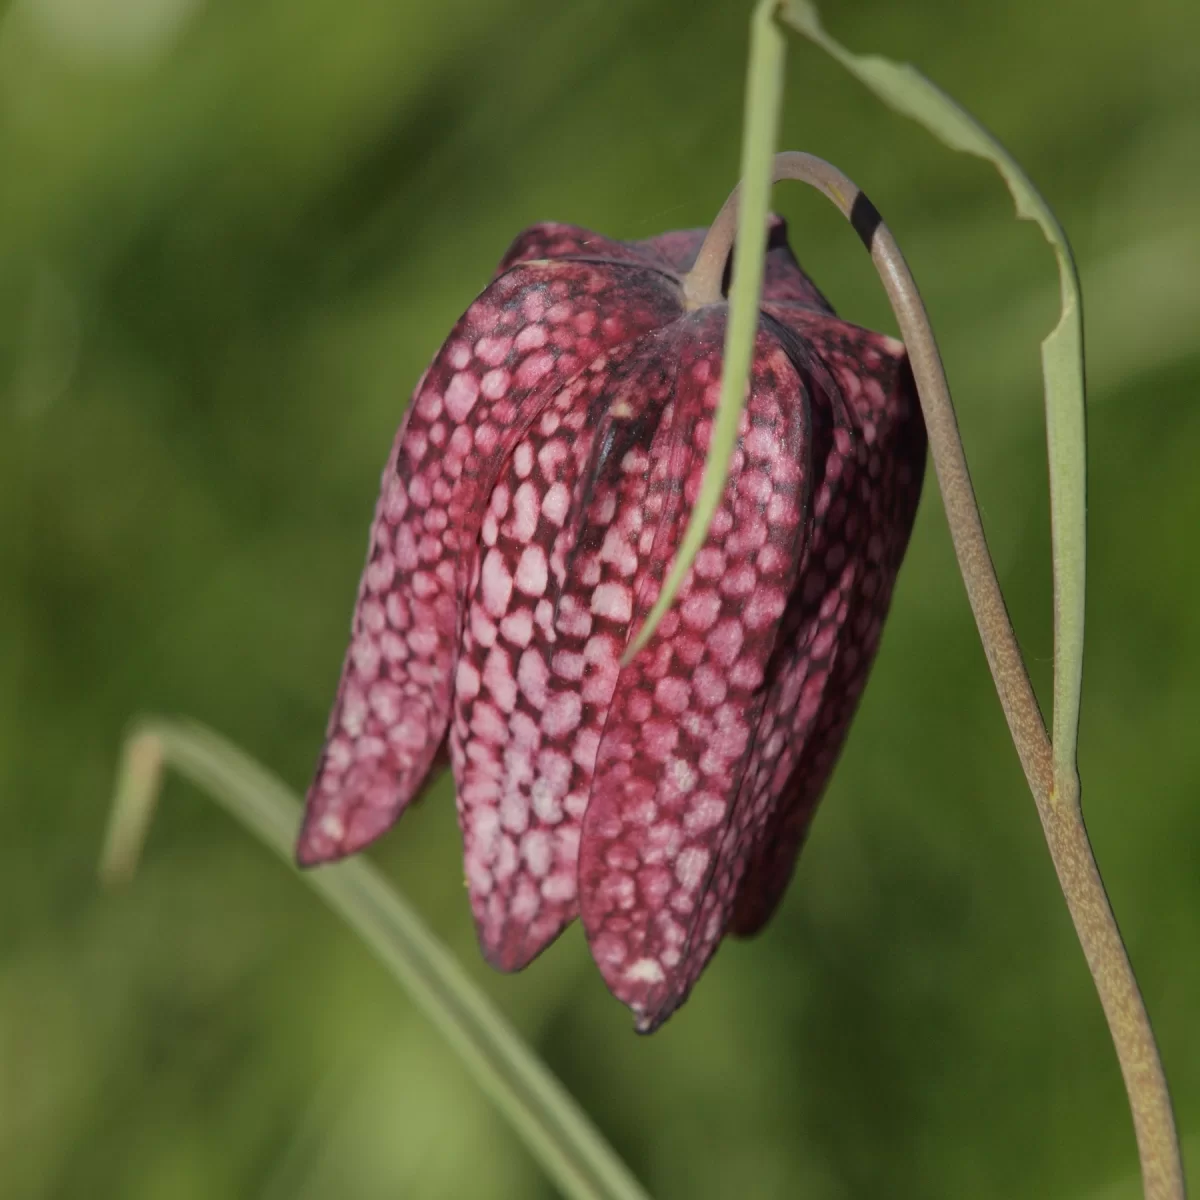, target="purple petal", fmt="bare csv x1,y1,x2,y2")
578,315,811,1030
297,261,682,864
452,335,679,968
731,309,926,934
